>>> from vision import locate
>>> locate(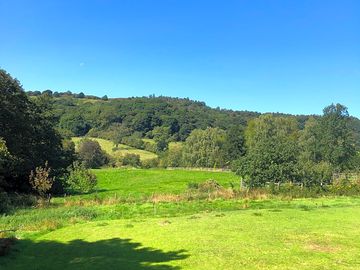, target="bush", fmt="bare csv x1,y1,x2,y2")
120,153,141,167
29,162,54,198
161,147,183,167
143,142,157,153
0,192,11,214
67,162,97,193
187,182,199,190
141,158,159,169
300,161,333,187
329,176,360,195
198,179,222,192
0,192,36,214
187,179,222,192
